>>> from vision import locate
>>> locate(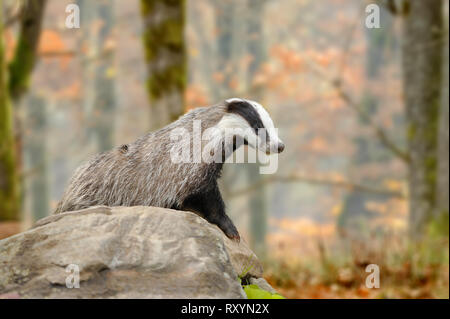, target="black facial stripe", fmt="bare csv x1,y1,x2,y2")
226,100,266,136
